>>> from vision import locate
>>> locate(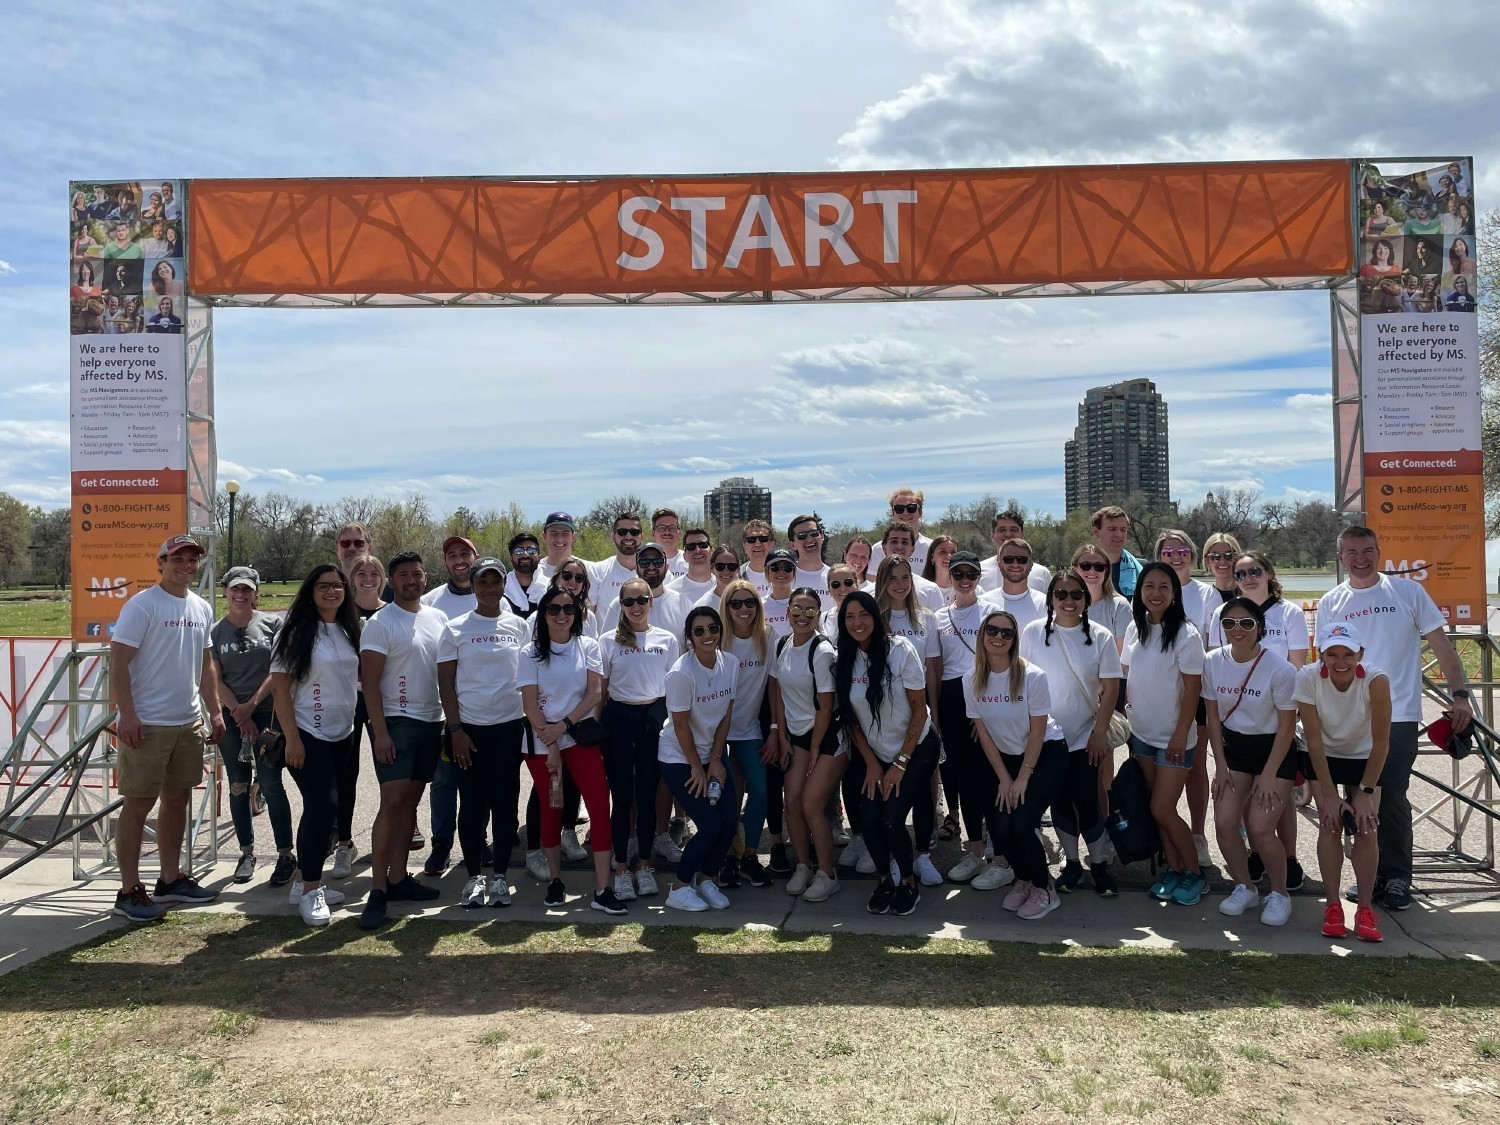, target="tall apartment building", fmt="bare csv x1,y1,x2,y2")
705,476,772,531
1064,379,1170,514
